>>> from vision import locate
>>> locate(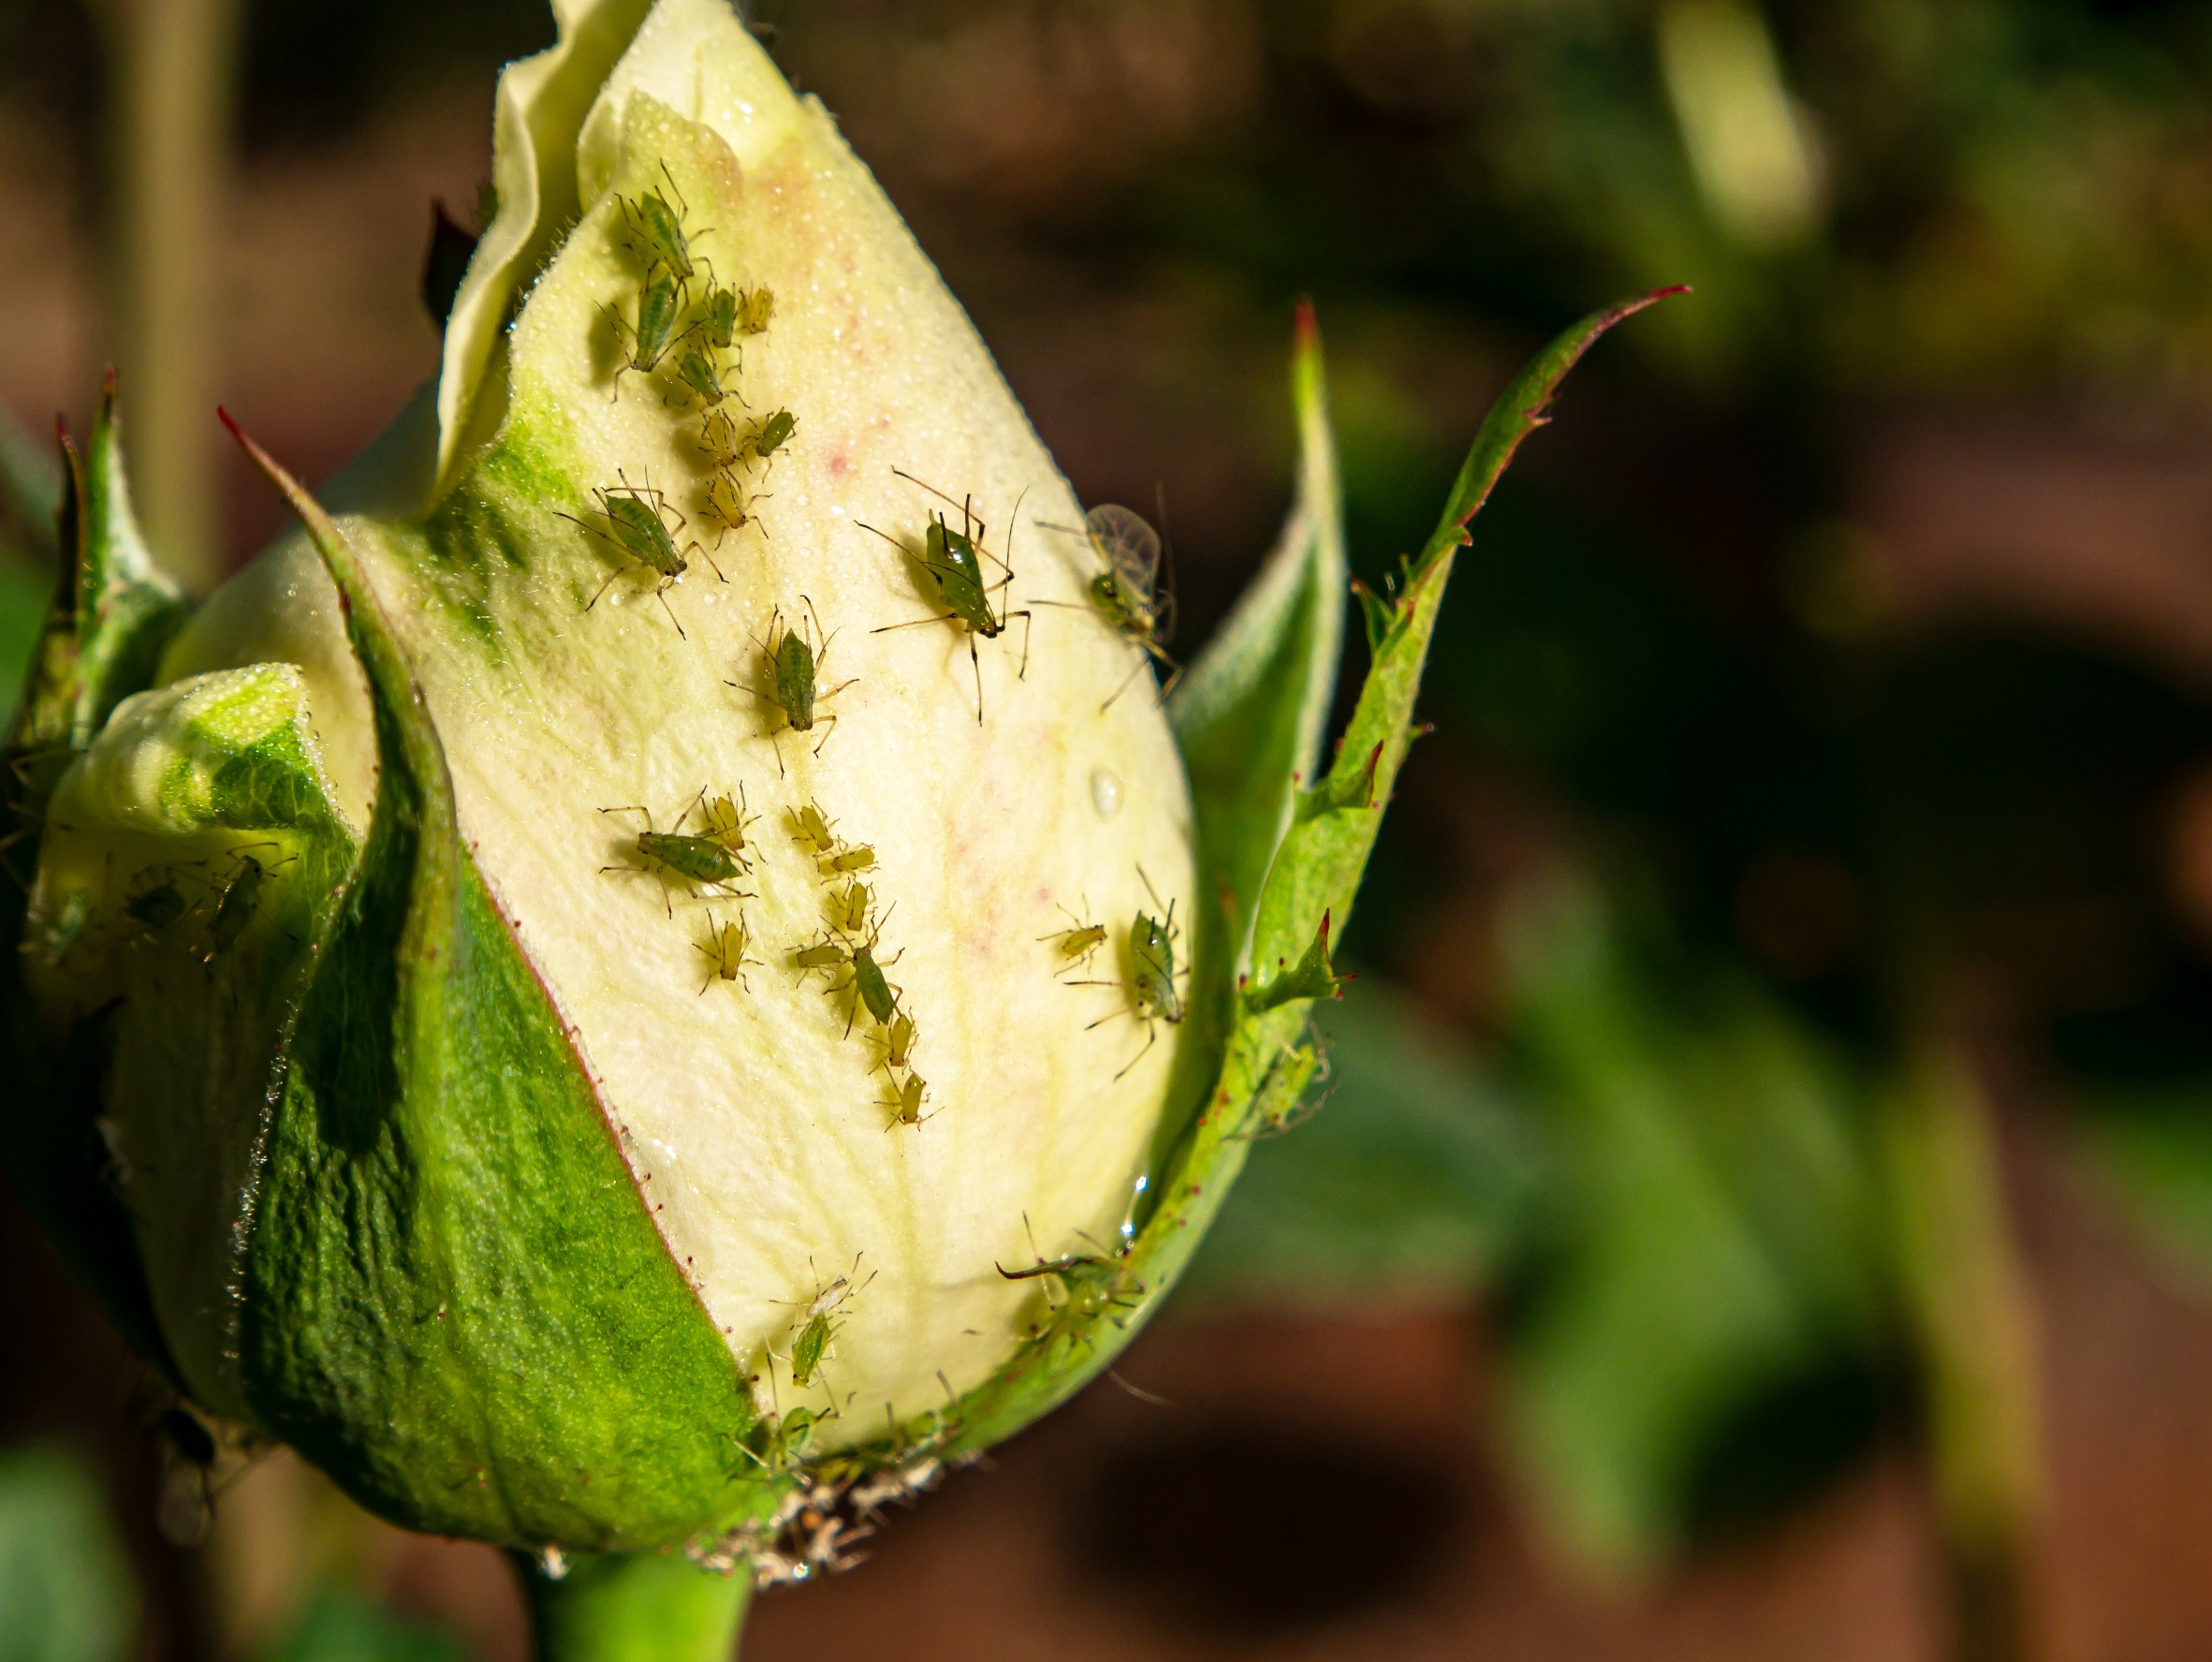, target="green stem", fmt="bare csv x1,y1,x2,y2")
514,1551,753,1662
1880,1042,2043,1662
96,0,242,593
